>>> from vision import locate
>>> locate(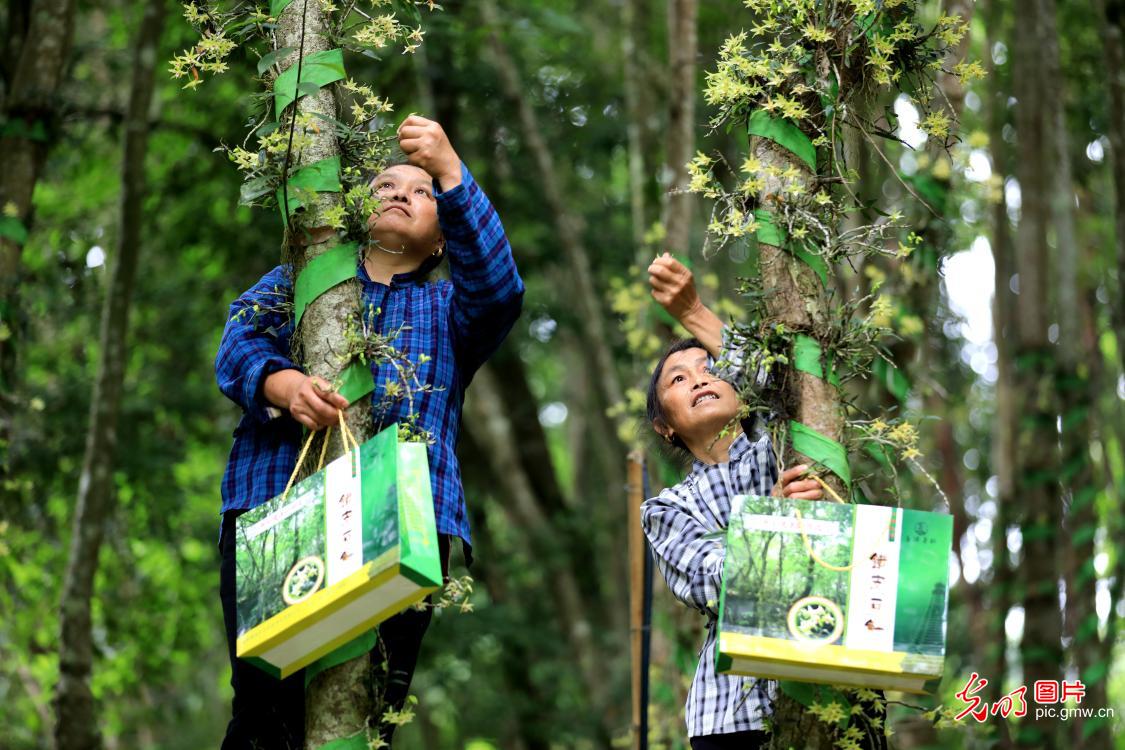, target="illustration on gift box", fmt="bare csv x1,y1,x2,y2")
234,419,442,679
717,495,953,692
